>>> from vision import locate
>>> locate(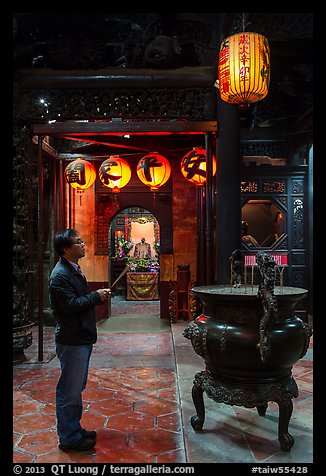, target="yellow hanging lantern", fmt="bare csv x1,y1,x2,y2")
181,147,217,186
217,32,270,106
99,156,131,192
137,153,171,191
64,158,96,191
